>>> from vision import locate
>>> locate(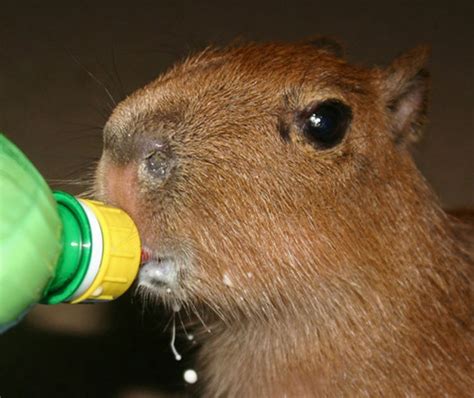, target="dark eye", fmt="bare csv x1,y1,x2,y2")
301,100,352,148
144,146,172,179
